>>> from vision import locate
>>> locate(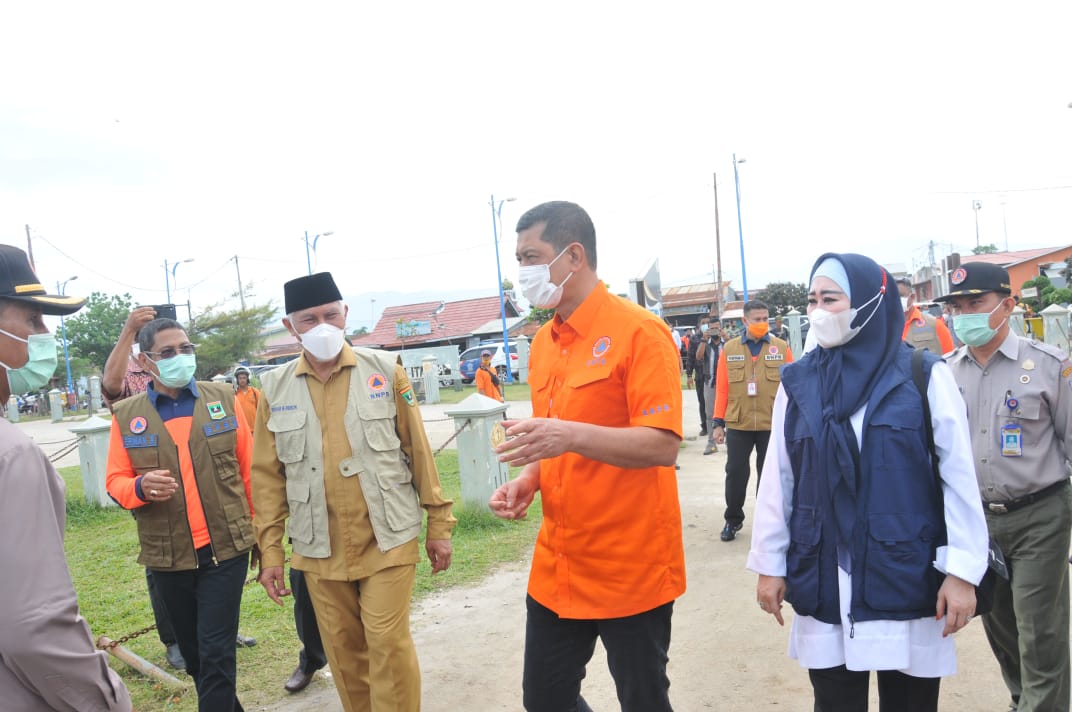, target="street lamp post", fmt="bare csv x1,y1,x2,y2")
370,298,377,330
733,153,749,301
972,200,982,248
58,276,77,394
490,194,517,384
164,258,194,305
304,230,334,275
